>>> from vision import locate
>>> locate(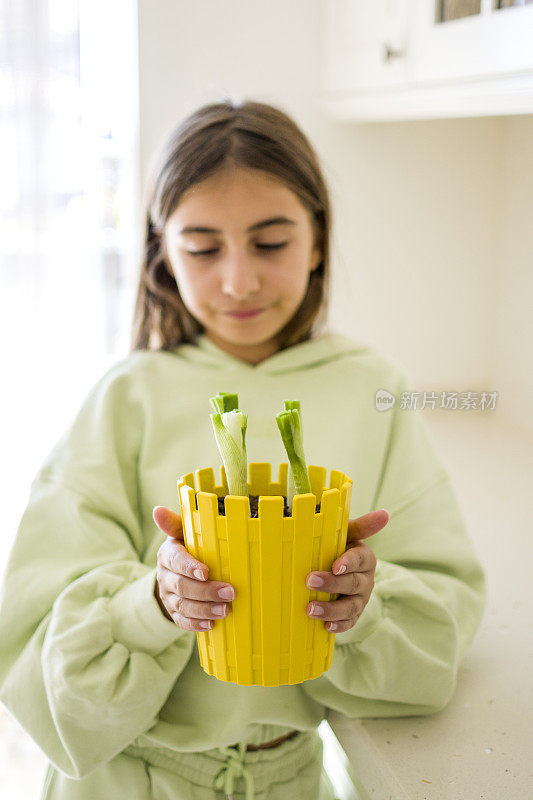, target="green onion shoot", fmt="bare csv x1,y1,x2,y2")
276,400,311,511
209,392,248,497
